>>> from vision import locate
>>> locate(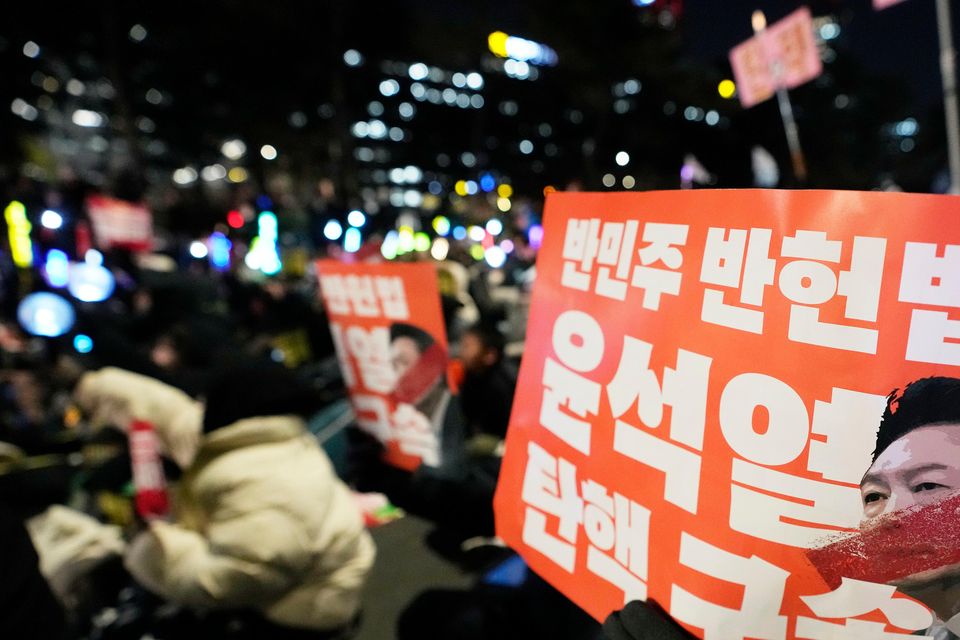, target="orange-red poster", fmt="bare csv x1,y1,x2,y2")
316,260,452,471
494,190,960,638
